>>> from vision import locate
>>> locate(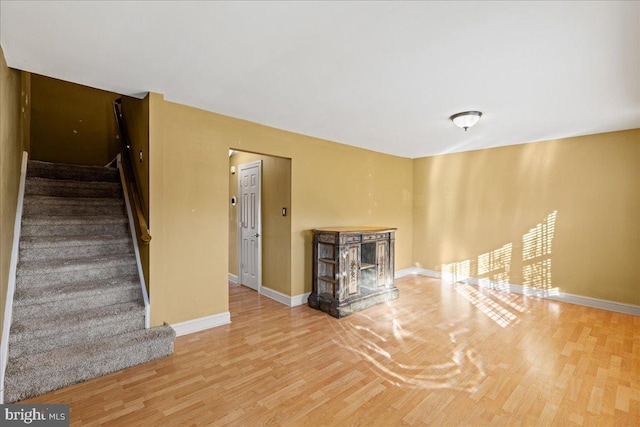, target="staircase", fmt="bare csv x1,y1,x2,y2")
4,160,175,403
